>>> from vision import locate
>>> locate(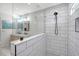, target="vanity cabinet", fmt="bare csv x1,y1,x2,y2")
11,33,46,56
